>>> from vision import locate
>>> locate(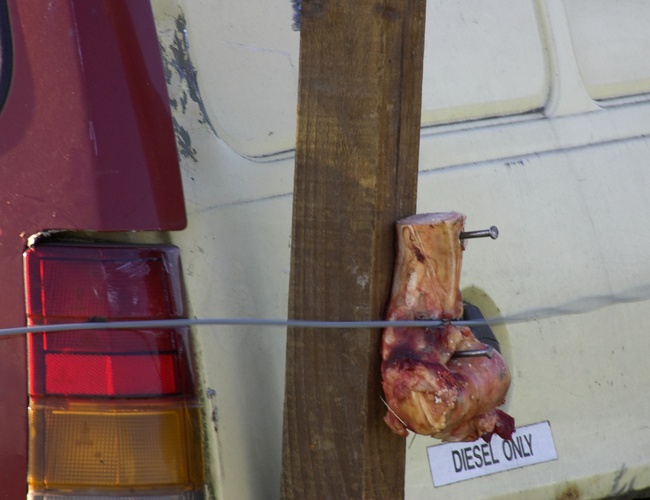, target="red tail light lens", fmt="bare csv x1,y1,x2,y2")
24,243,204,497
29,327,192,397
